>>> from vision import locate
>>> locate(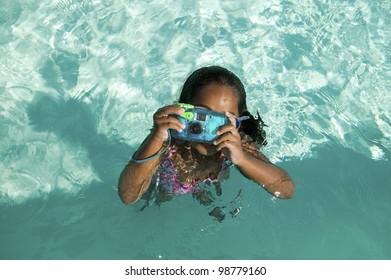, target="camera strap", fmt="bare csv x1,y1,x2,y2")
130,130,171,164
235,116,250,128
